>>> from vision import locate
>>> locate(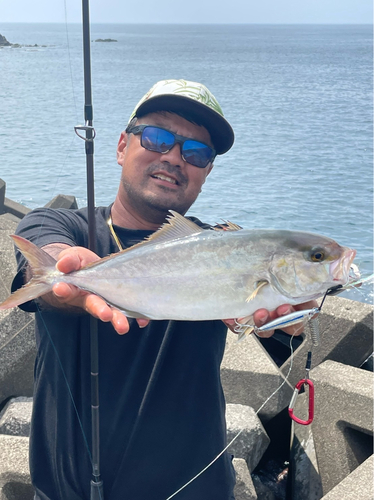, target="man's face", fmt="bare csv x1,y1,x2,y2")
116,112,214,221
